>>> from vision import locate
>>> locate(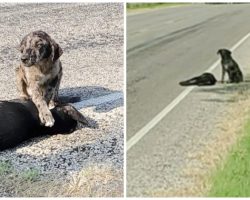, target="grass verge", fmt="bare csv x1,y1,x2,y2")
0,161,12,175
127,3,187,11
0,162,123,197
208,116,250,197
144,84,250,196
